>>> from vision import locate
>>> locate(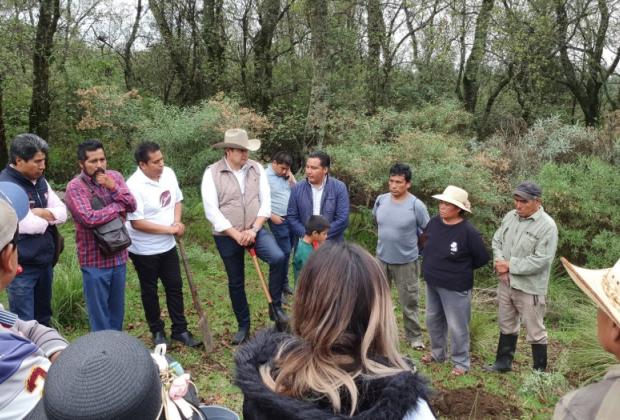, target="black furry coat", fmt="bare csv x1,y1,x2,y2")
234,329,433,420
